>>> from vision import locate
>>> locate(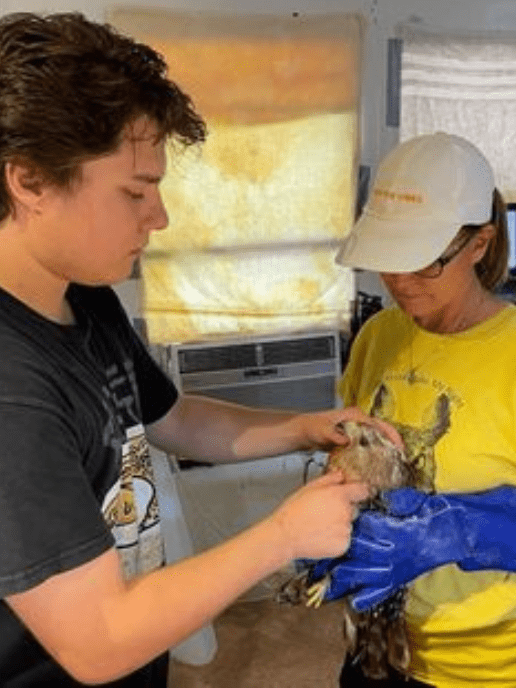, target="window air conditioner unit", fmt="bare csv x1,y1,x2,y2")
164,330,343,412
